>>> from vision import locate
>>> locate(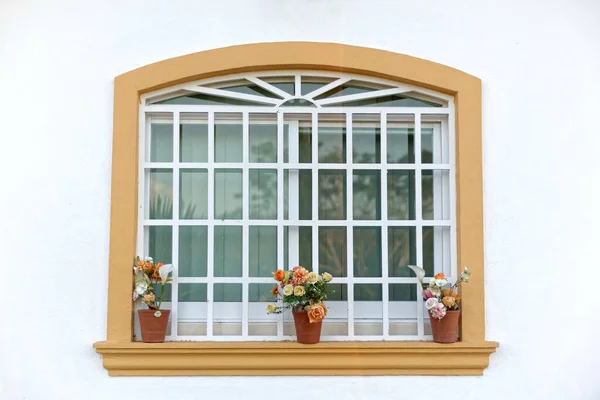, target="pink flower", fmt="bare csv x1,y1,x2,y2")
430,303,447,320
423,289,436,299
